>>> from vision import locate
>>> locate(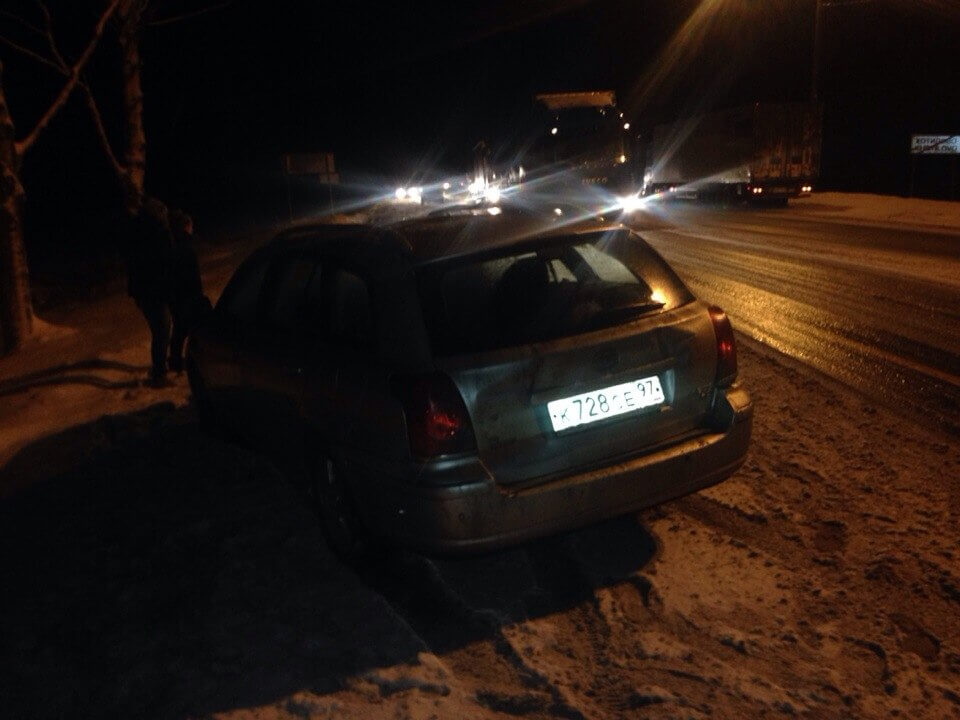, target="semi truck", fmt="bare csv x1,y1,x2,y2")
642,102,821,204
519,90,636,195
